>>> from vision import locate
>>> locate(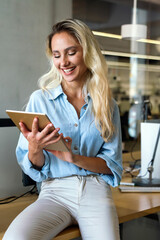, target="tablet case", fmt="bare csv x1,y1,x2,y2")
6,110,69,152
